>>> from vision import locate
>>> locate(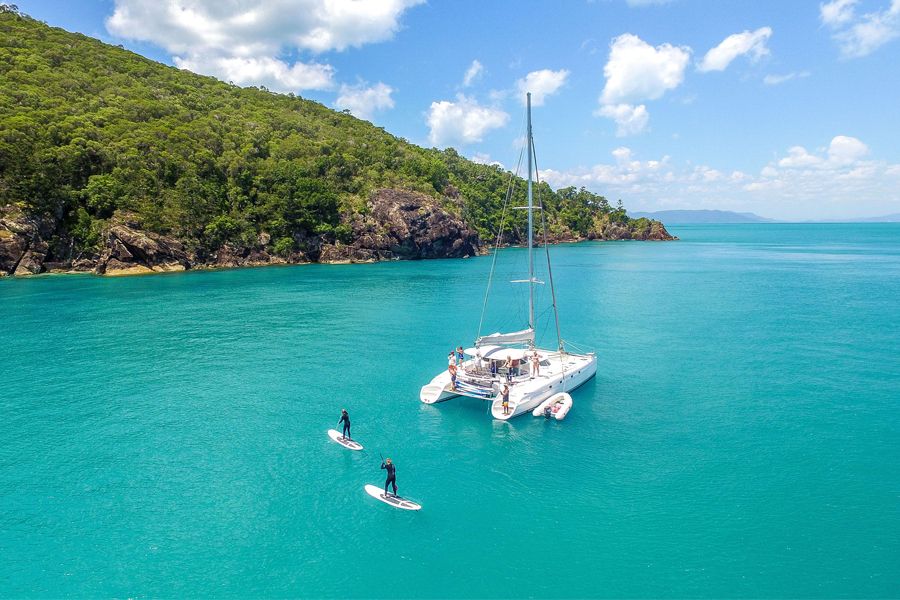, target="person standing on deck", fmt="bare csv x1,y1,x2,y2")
531,352,541,378
501,384,510,415
448,352,458,390
381,458,397,496
449,362,458,391
338,409,351,440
